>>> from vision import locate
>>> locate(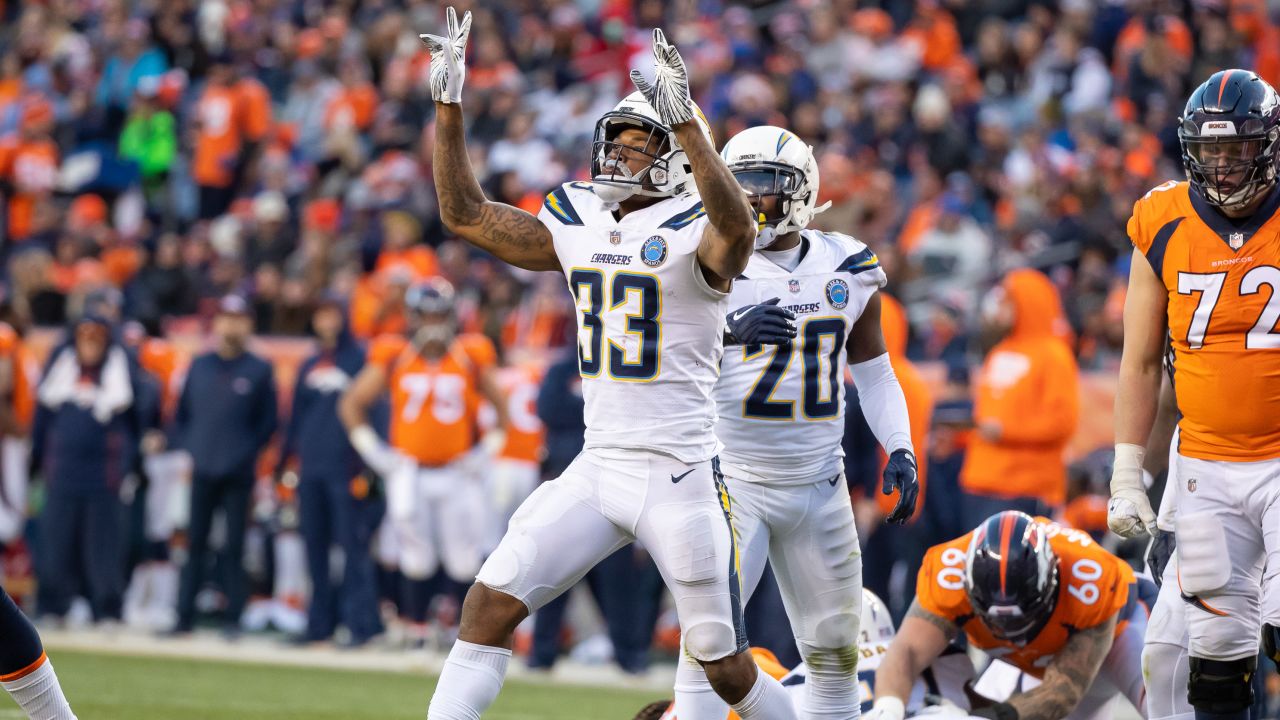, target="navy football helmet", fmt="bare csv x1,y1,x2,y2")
964,511,1060,646
1179,69,1280,210
406,277,457,348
